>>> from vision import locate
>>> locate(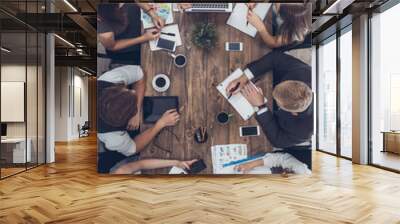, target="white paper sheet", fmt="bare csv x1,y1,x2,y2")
227,3,271,37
